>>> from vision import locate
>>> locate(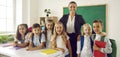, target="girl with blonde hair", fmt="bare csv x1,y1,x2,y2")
51,22,72,57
